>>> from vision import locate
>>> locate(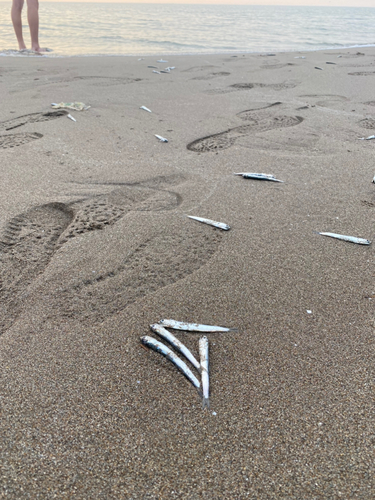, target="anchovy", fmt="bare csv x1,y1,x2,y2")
199,336,210,409
141,336,201,393
159,319,237,333
372,175,375,184
318,232,371,245
148,65,158,68
157,59,168,63
234,172,283,183
326,62,336,64
67,114,76,122
359,135,375,140
187,216,230,231
152,70,161,74
165,67,175,71
155,134,168,142
140,106,152,113
150,324,201,372
160,70,170,74
294,56,306,59
315,66,323,70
